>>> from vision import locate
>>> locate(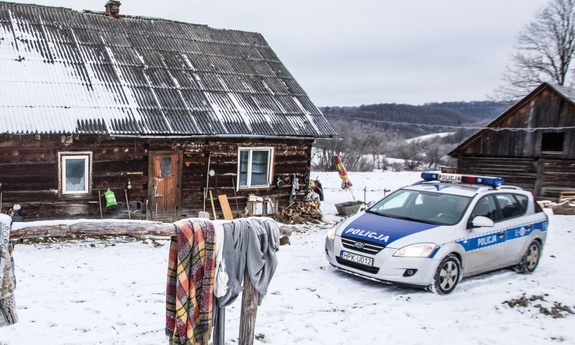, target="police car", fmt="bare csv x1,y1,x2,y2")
324,172,549,294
